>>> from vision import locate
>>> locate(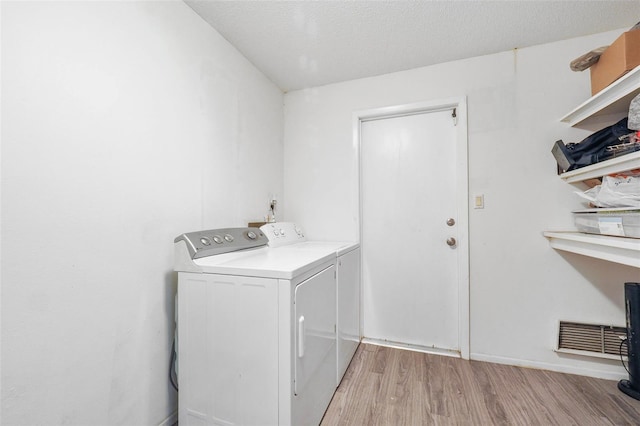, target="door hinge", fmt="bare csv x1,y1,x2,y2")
452,108,458,126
